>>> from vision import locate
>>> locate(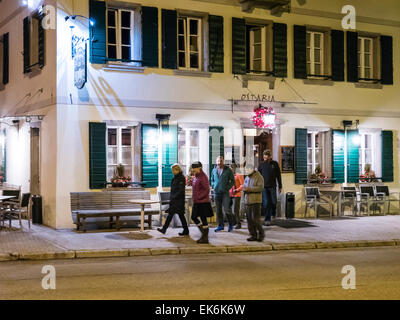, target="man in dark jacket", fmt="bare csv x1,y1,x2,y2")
258,150,282,226
157,164,189,236
210,156,235,232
